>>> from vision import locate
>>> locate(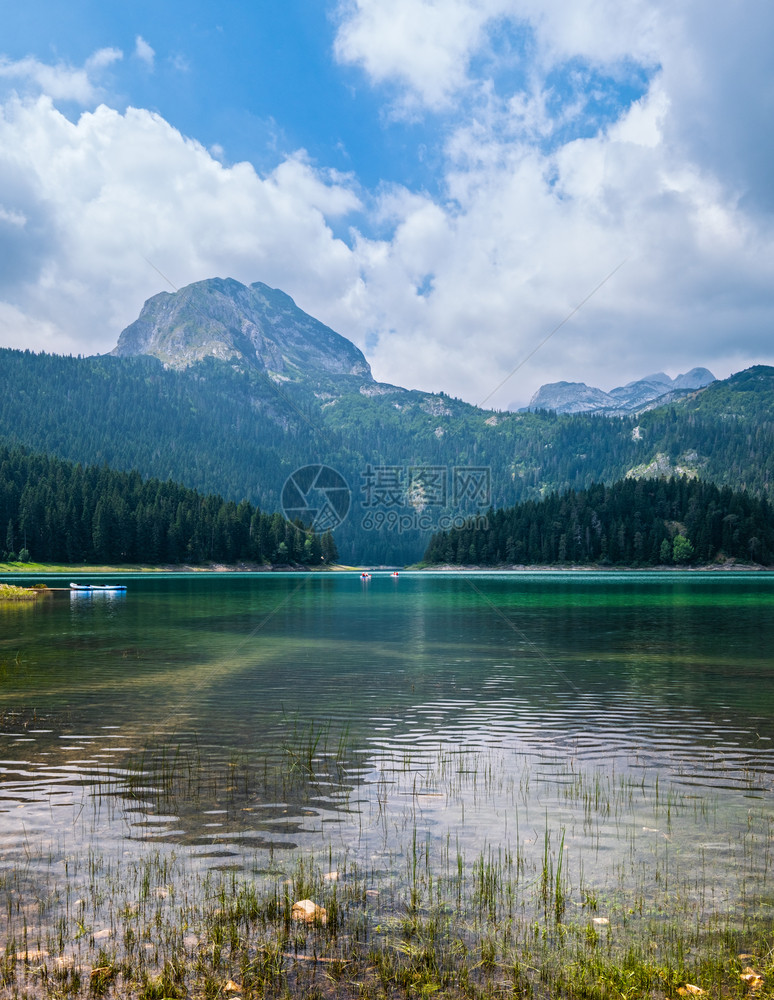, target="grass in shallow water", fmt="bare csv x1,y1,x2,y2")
0,583,42,602
2,733,774,1000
